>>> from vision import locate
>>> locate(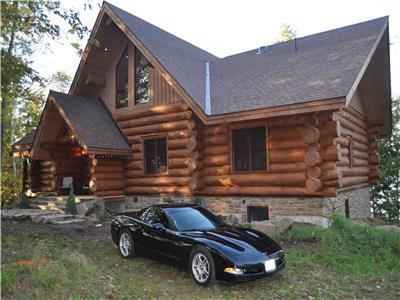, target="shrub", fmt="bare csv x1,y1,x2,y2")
65,184,77,215
18,193,31,209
